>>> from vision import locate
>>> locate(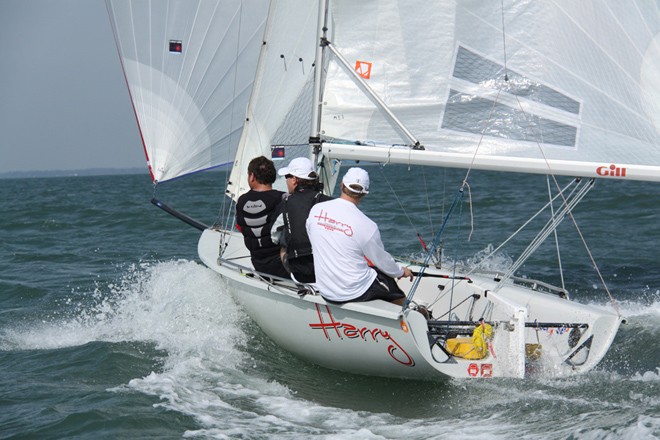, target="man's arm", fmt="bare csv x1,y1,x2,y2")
362,229,404,278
